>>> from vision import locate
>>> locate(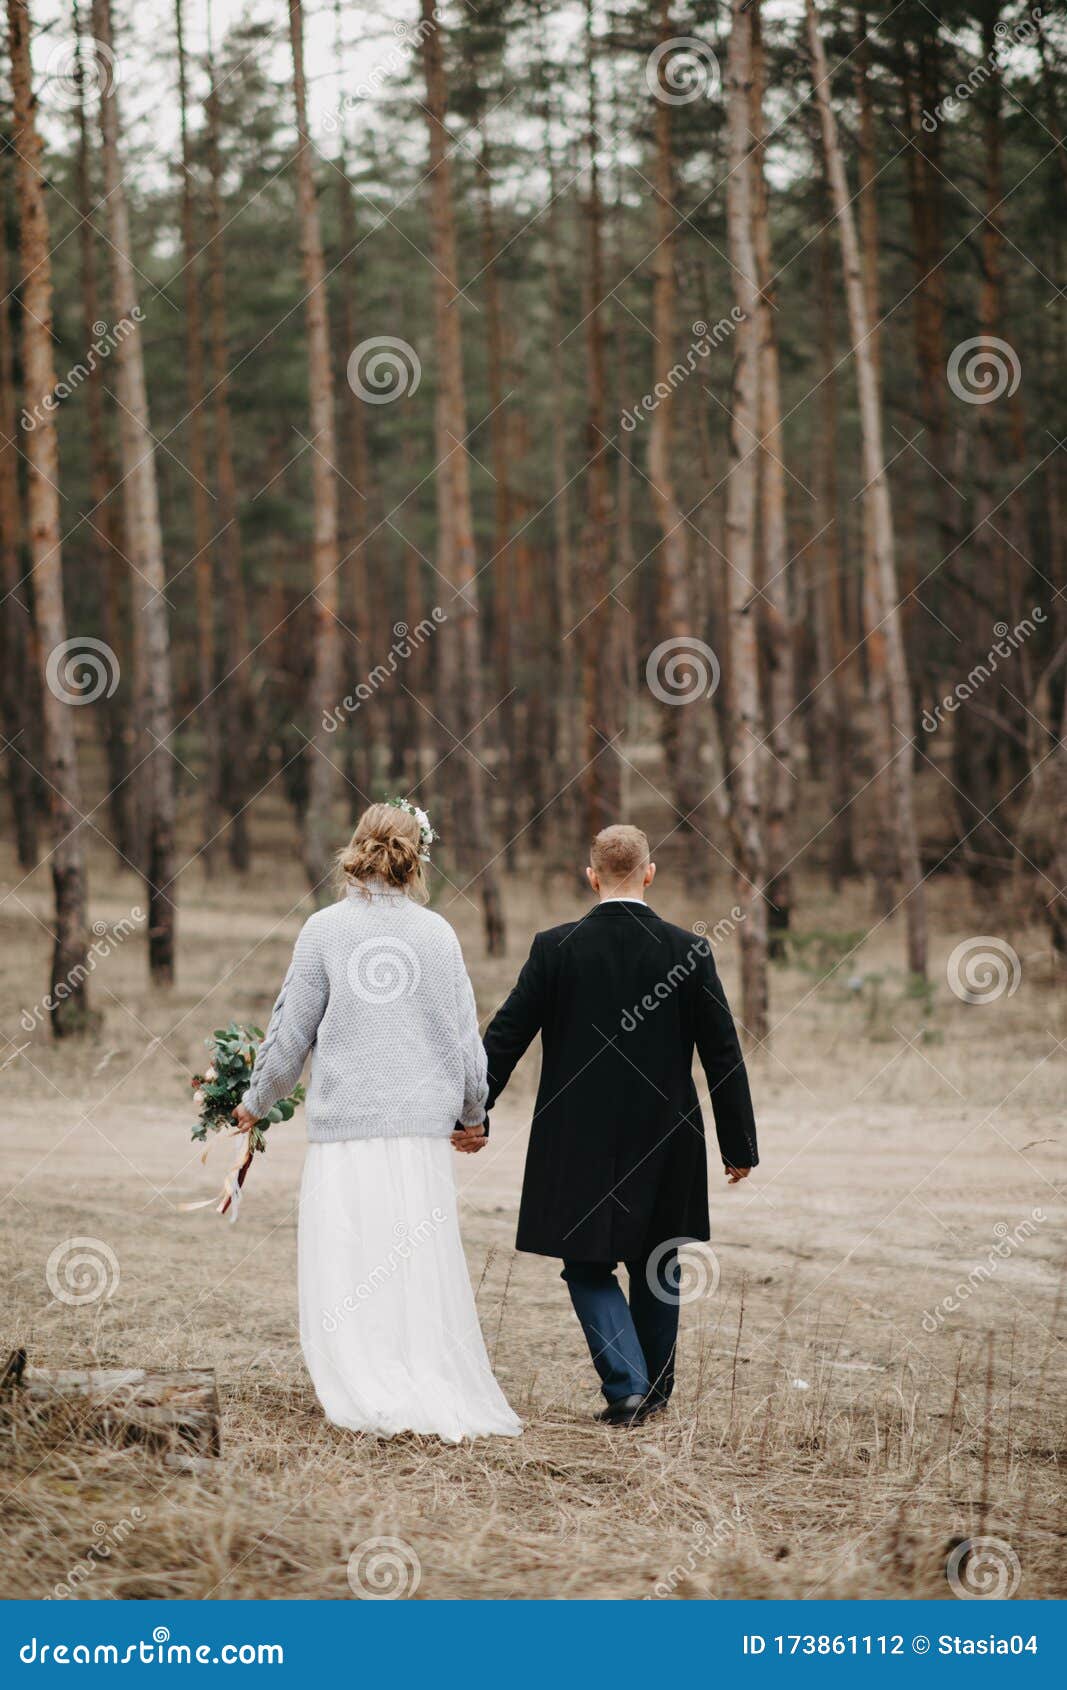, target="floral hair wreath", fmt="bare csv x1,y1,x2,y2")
386,796,438,863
